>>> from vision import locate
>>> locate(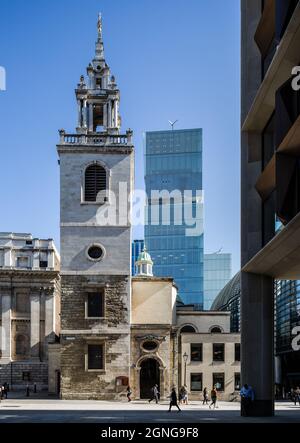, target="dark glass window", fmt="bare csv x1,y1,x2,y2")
211,327,222,333
87,245,103,260
235,343,241,362
213,343,225,362
180,325,196,333
235,373,241,391
87,292,104,318
213,373,225,391
84,164,106,202
190,373,202,391
22,372,31,381
142,341,158,351
191,343,202,362
88,344,104,370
